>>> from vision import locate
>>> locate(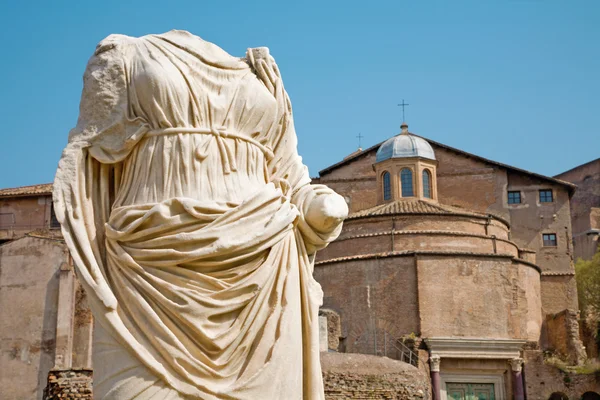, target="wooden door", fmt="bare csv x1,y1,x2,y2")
447,383,495,400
